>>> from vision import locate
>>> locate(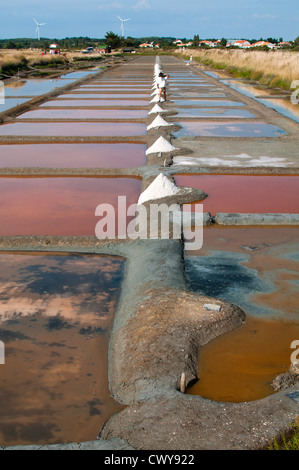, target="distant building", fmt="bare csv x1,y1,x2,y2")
251,41,275,49
139,42,154,48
